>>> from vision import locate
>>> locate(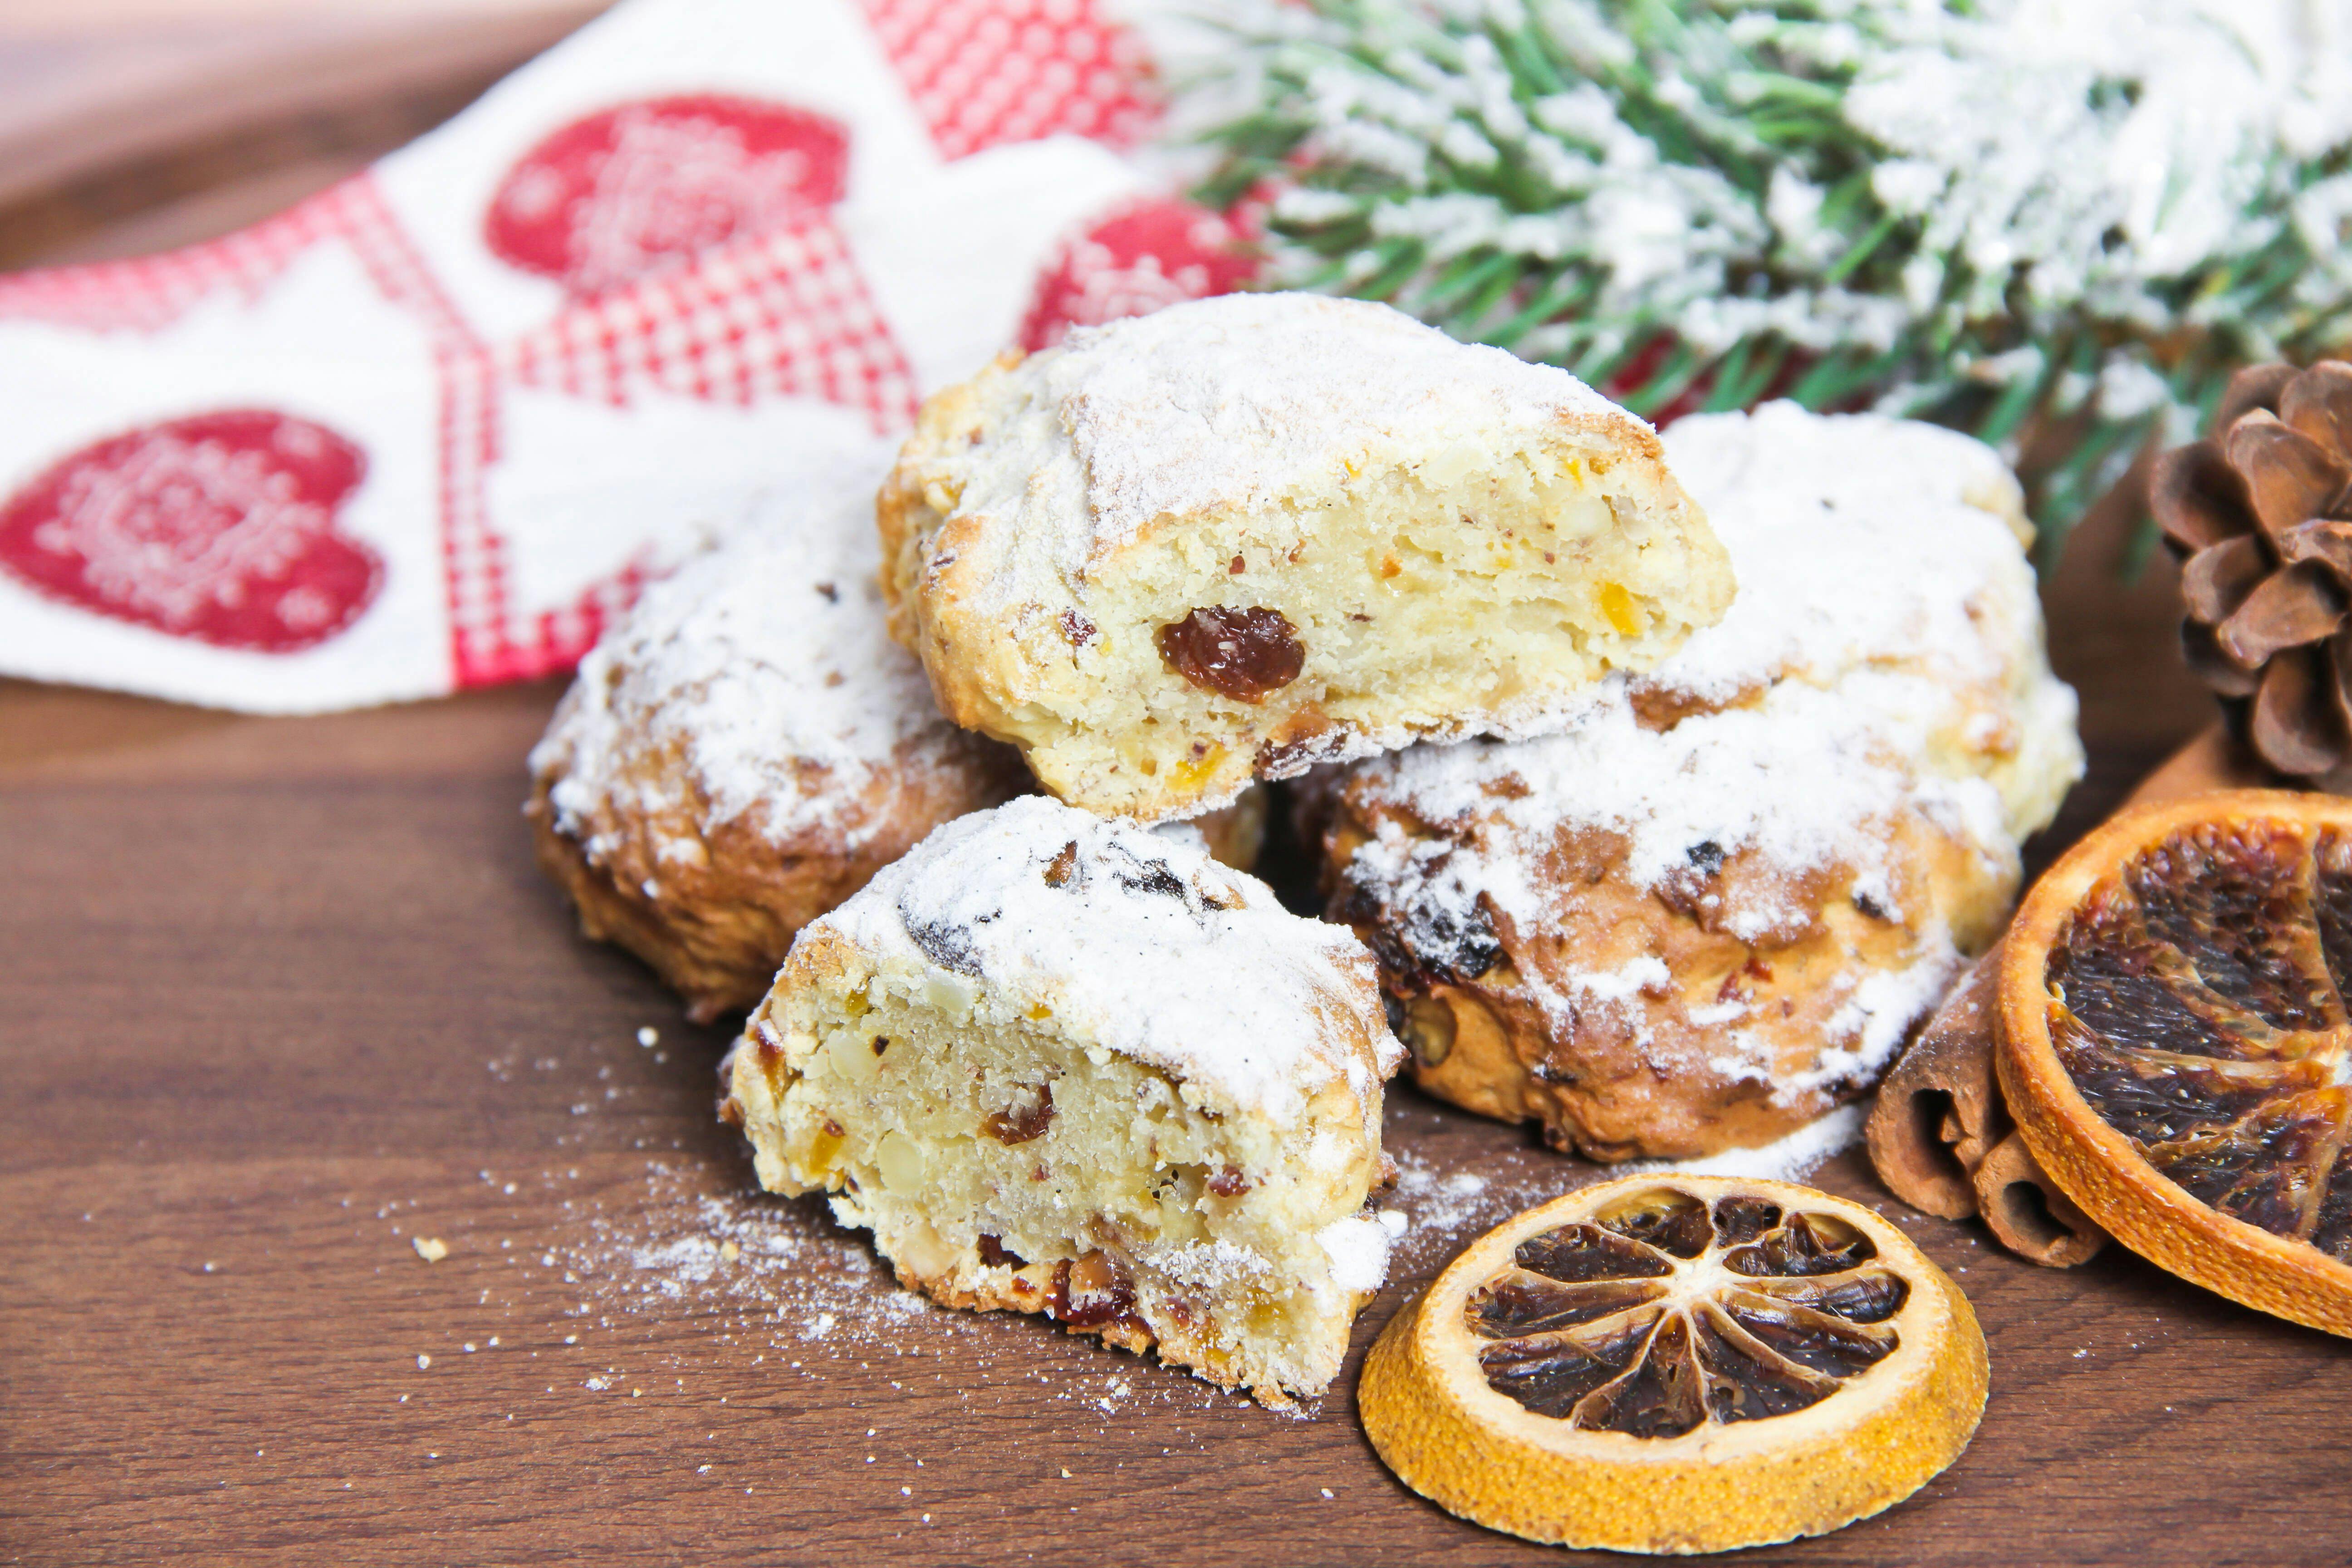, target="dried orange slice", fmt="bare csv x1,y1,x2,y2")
1999,789,2352,1336
1359,1175,1986,1554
